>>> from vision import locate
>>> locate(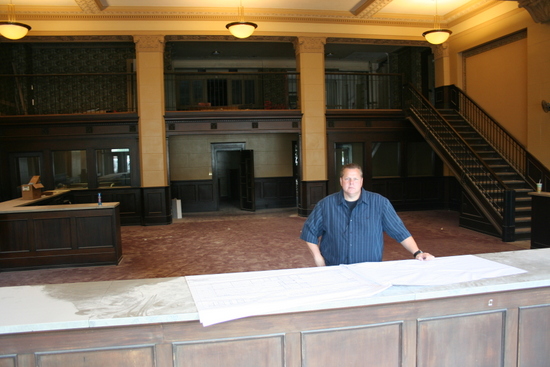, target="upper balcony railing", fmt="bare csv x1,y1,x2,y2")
0,73,137,116
0,71,404,116
325,72,404,110
164,71,300,111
